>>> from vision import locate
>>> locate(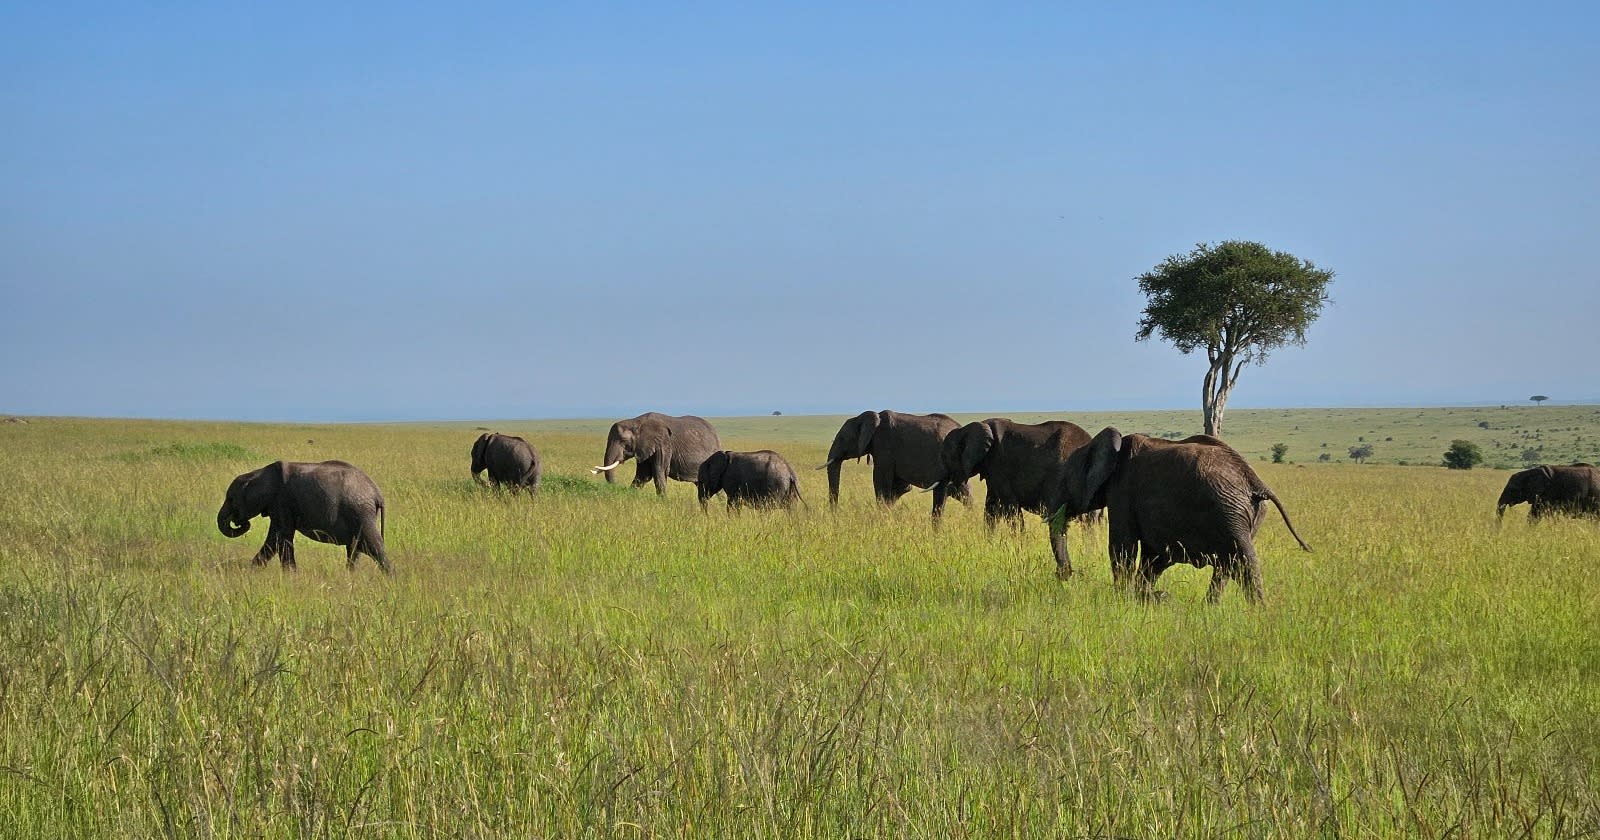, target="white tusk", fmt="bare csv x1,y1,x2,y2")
814,461,834,471
591,460,623,473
